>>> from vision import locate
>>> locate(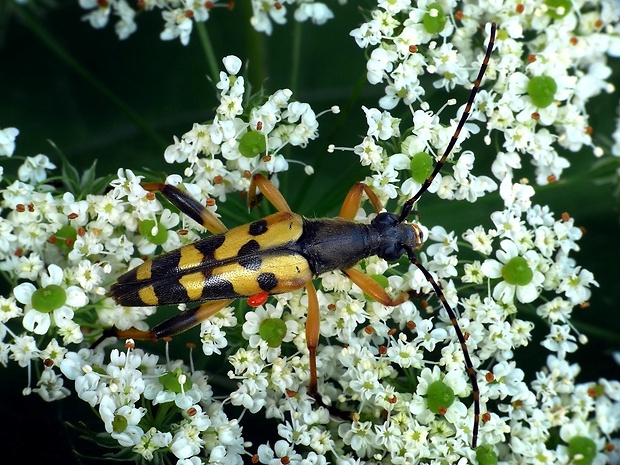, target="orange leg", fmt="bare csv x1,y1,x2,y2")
247,174,292,213
248,174,327,406
93,300,235,347
305,182,410,412
339,182,383,220
339,183,411,305
305,280,320,398
304,279,356,418
337,181,482,448
343,268,410,306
